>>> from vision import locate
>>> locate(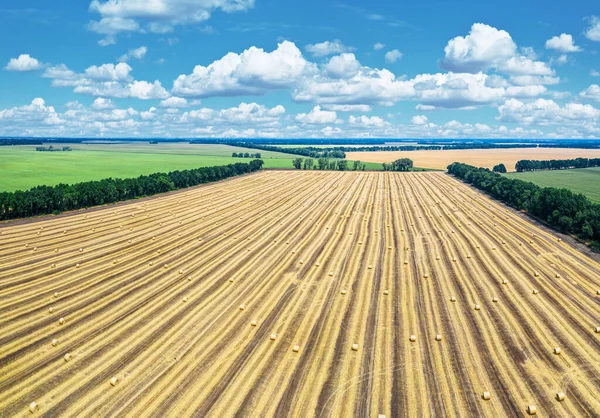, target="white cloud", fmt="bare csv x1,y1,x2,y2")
349,115,386,127
497,98,600,125
85,63,132,81
580,84,600,101
374,43,385,51
411,115,428,125
0,98,63,127
127,80,169,99
296,106,337,124
91,97,115,110
173,41,316,97
305,40,354,57
324,53,361,78
545,34,581,53
385,49,403,63
591,70,600,77
440,23,553,76
140,107,157,120
5,54,43,72
88,0,255,42
160,97,189,108
585,16,600,41
119,46,147,62
322,104,372,112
